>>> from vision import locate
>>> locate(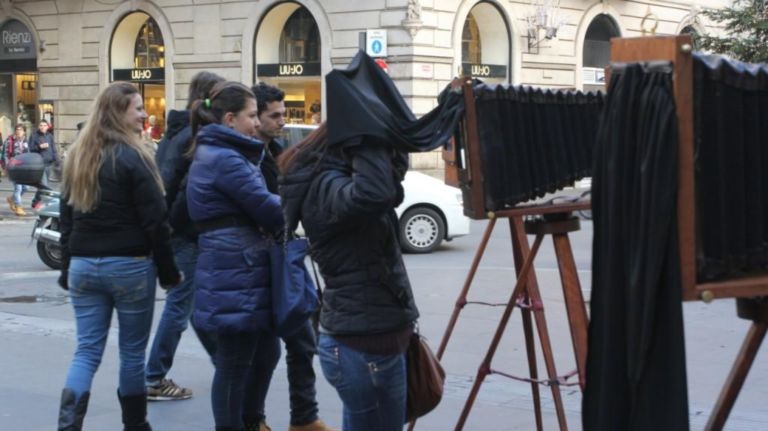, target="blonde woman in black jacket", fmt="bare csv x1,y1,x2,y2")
57,82,181,431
